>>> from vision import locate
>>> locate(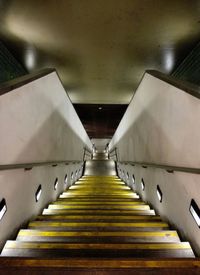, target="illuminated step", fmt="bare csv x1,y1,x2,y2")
48,204,150,210
63,190,133,194
28,221,169,231
74,182,125,185
51,201,145,205
60,195,140,199
58,197,140,201
68,186,131,190
60,194,139,198
36,214,162,221
42,209,156,215
61,193,137,196
1,241,194,258
17,229,180,243
76,181,124,184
